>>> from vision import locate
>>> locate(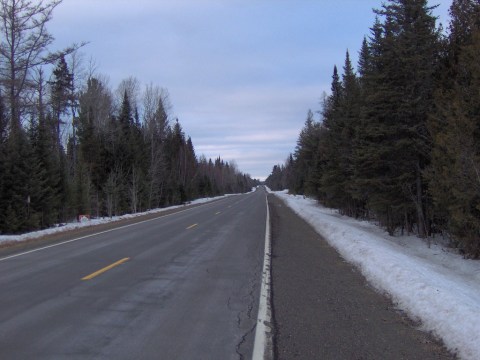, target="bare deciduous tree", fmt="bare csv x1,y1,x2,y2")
142,84,171,208
116,76,140,114
0,0,83,131
79,75,113,132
